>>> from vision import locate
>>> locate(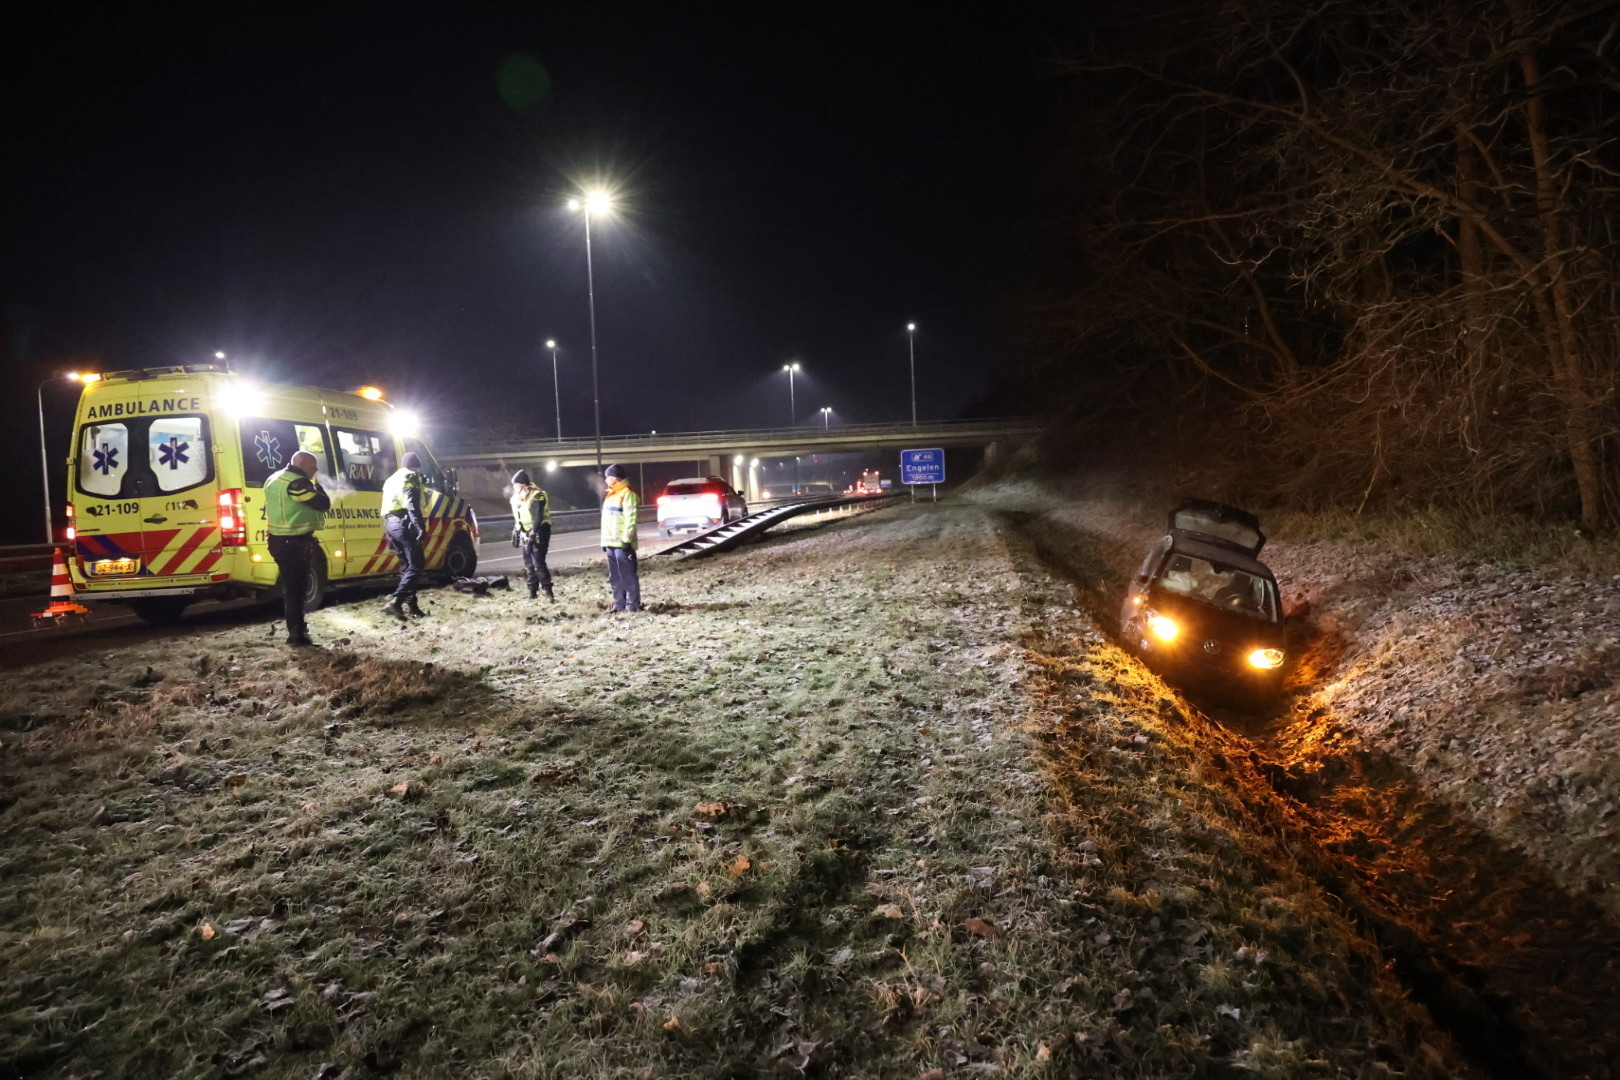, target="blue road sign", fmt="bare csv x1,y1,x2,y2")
900,448,946,485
